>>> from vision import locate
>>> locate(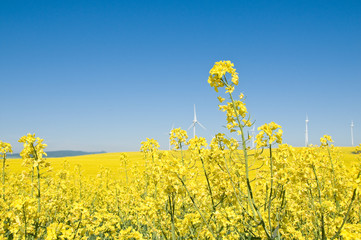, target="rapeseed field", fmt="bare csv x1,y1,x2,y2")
1,61,361,239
